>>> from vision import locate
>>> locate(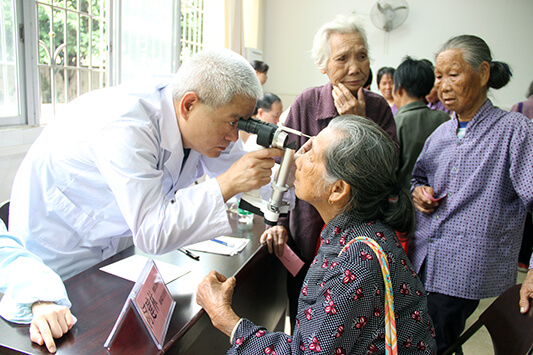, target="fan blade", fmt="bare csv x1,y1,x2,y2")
392,5,408,11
